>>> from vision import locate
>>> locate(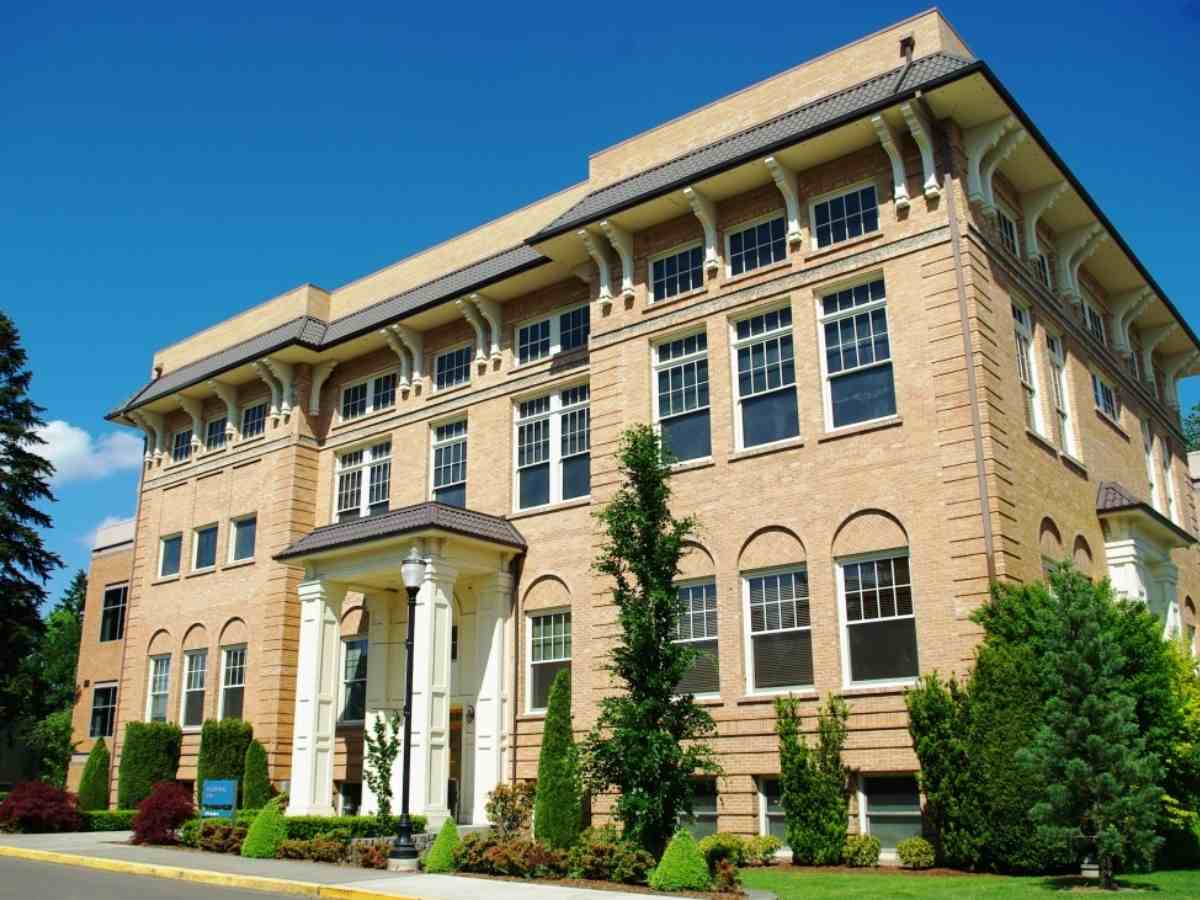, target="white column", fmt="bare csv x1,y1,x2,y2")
1151,560,1180,637
472,568,512,825
361,593,406,817
288,579,345,816
409,555,456,827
